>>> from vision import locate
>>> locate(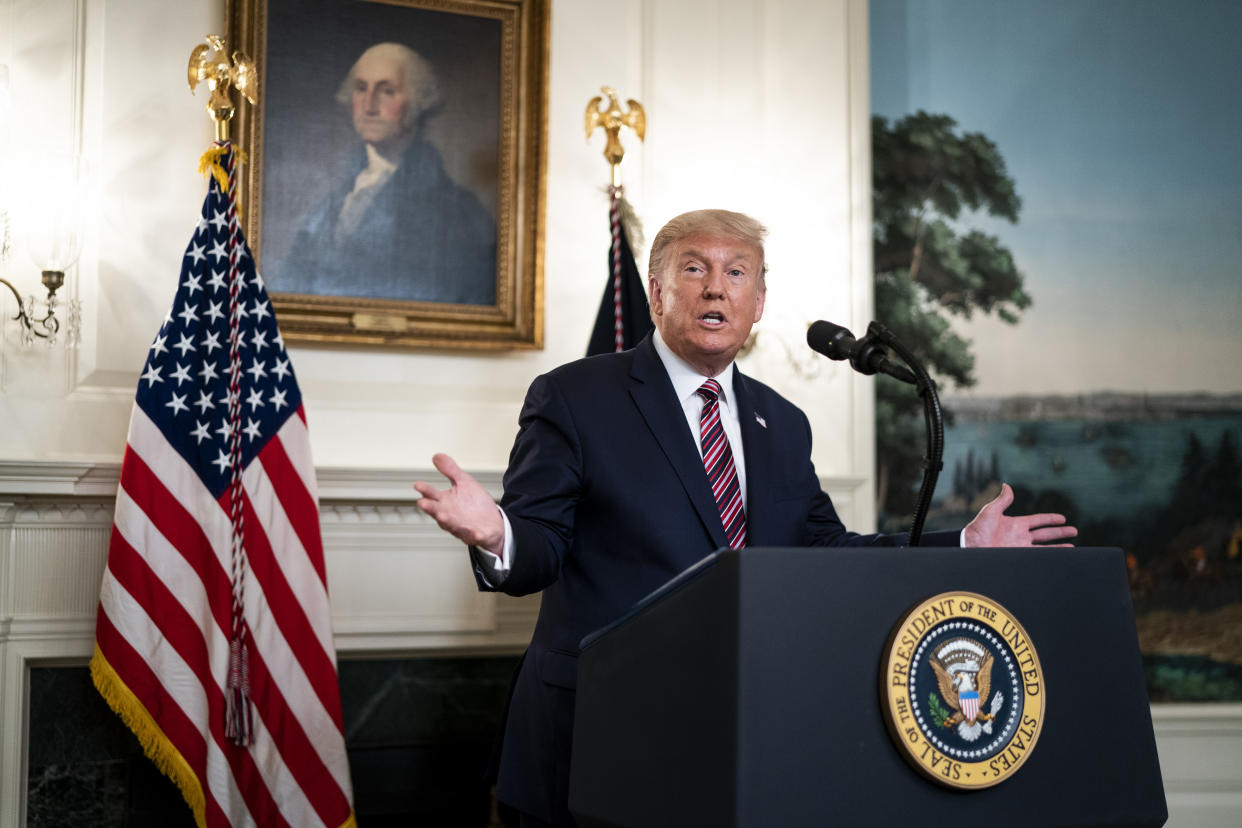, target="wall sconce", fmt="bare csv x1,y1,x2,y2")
1,242,84,349
0,64,84,349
